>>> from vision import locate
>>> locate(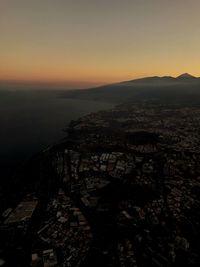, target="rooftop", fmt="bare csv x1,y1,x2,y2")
5,201,38,224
